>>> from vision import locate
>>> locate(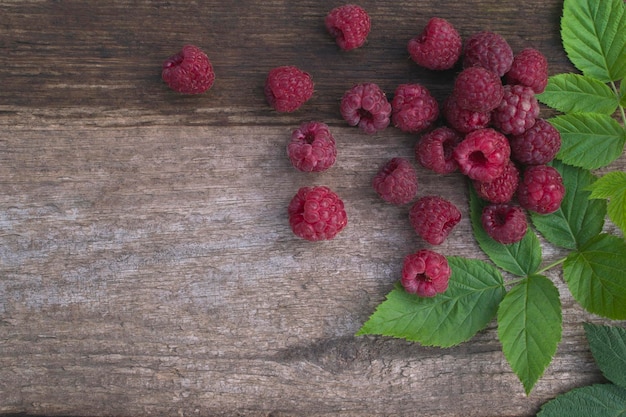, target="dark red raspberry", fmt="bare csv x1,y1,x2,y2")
287,121,337,172
415,127,463,174
509,119,561,165
391,83,439,133
288,186,348,241
442,95,492,134
491,85,540,135
409,196,462,245
517,165,565,214
463,31,514,77
473,160,520,204
325,4,371,51
401,249,451,297
264,66,314,112
481,204,528,244
407,17,462,70
453,66,504,113
162,45,215,94
340,83,392,134
372,157,418,205
505,48,549,93
453,128,511,182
